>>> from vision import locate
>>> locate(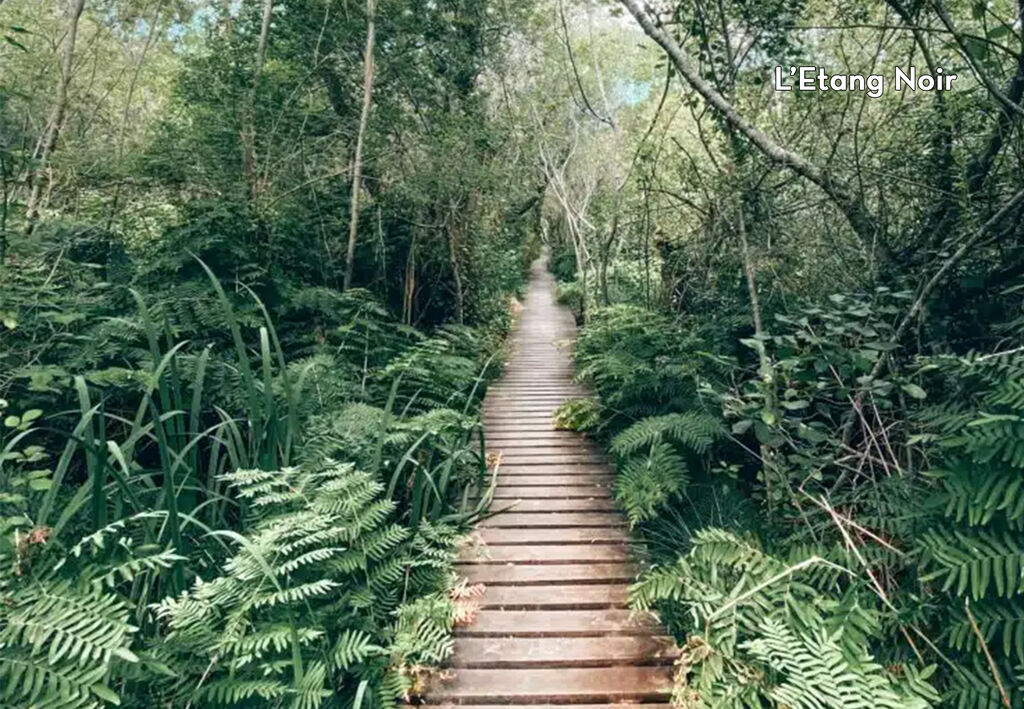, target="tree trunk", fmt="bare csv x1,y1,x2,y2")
448,200,465,324
343,0,377,290
403,237,417,326
241,0,273,199
24,0,86,234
